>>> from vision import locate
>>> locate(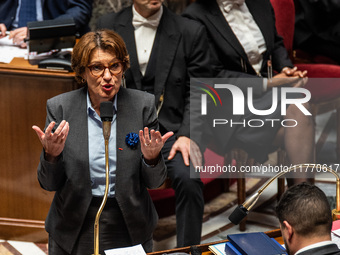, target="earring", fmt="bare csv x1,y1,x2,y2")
122,74,126,88
81,78,86,84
